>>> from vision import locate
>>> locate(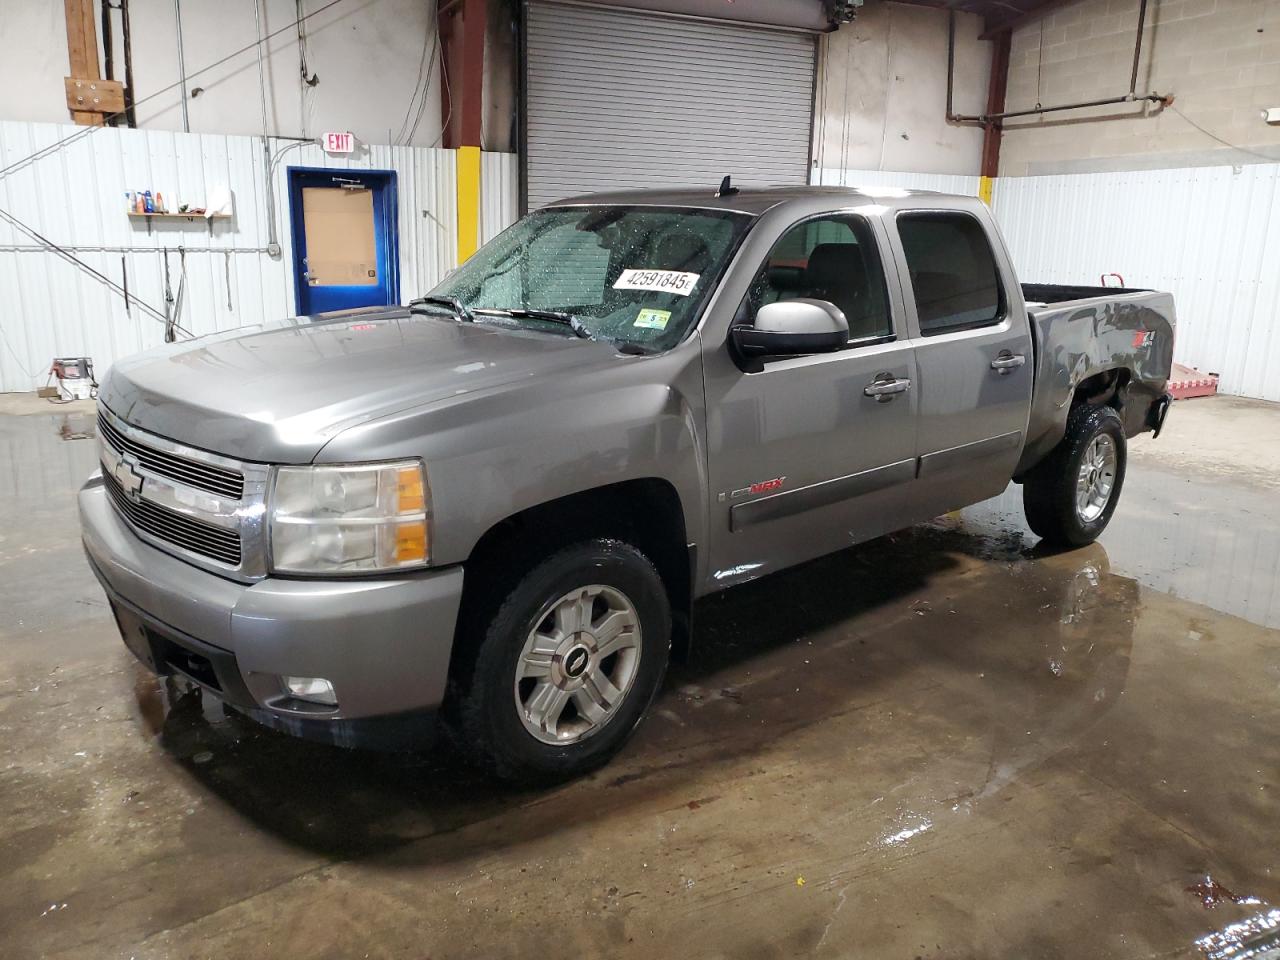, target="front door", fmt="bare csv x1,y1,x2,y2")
288,168,399,315
887,207,1033,513
702,212,920,589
